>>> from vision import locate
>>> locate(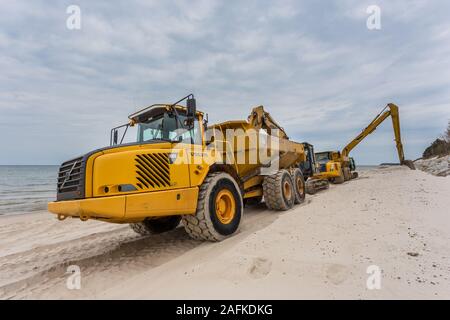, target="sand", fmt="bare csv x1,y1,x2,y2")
0,166,449,299
415,155,450,177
